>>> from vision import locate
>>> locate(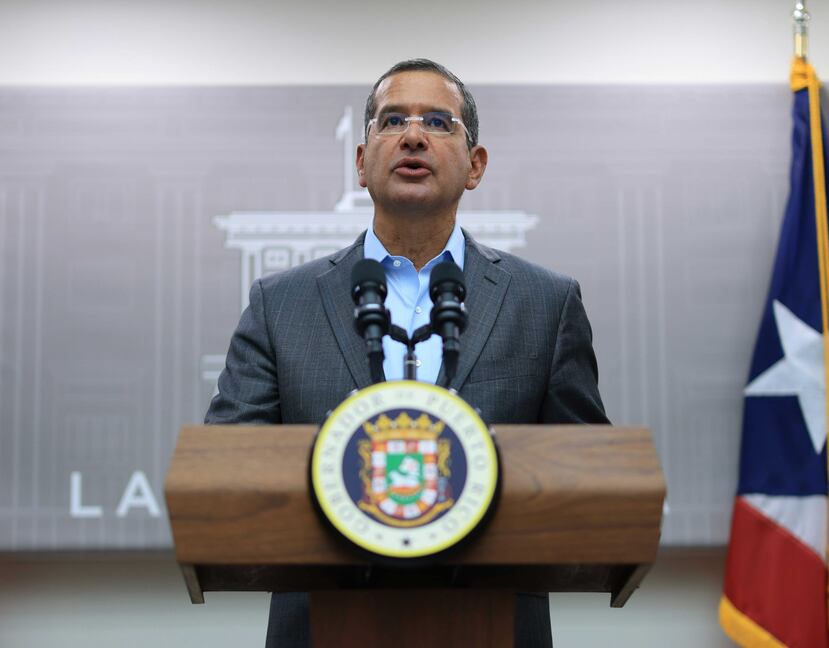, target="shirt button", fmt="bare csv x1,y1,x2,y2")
393,260,401,267
415,306,422,314
415,360,422,367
